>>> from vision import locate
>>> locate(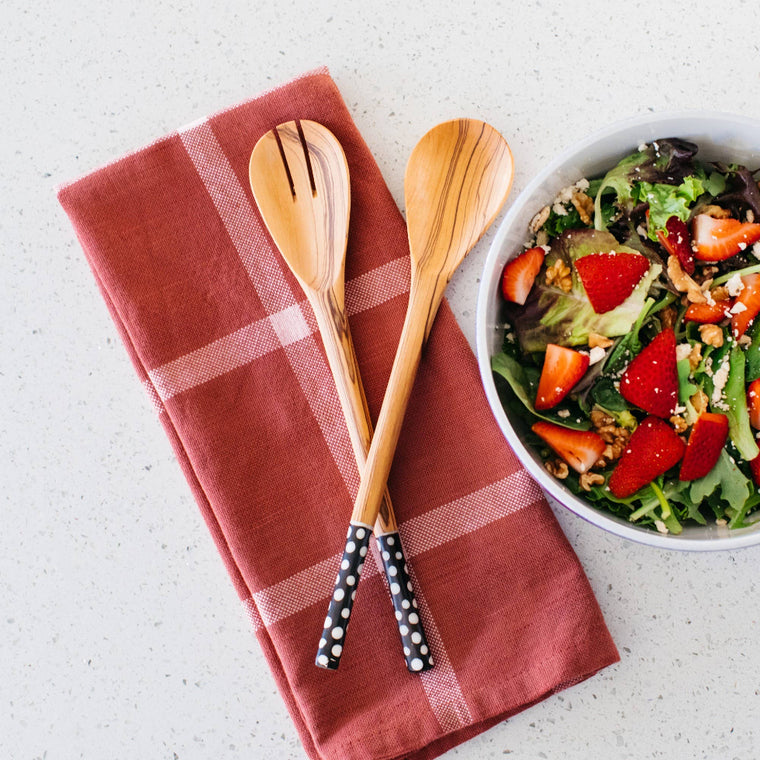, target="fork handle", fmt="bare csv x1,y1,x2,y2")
316,523,372,669
311,290,430,671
